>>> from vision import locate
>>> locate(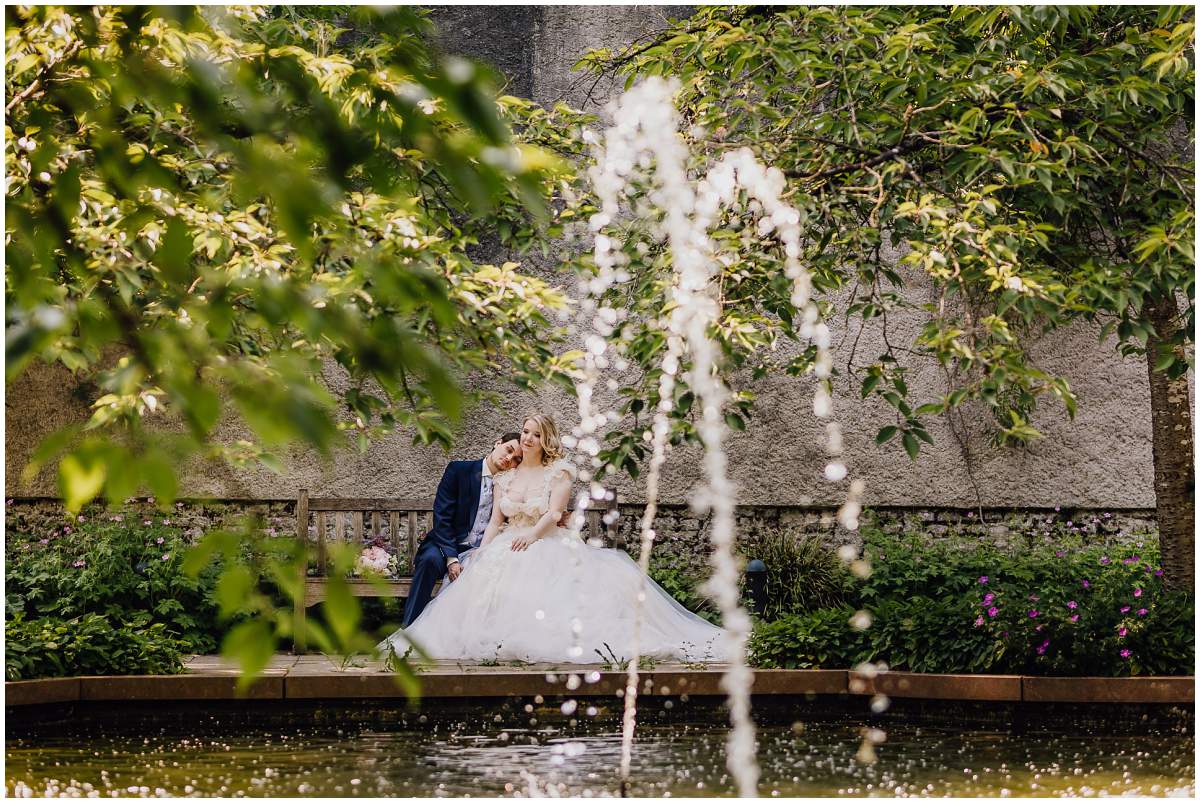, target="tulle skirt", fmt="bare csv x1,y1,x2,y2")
378,525,730,664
